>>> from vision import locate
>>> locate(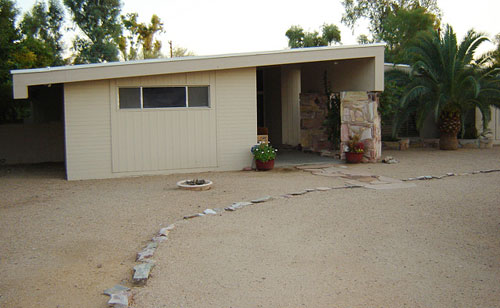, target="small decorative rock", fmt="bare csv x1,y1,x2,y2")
290,191,307,196
108,291,130,308
316,187,331,191
145,242,158,250
184,213,204,219
133,262,155,284
232,201,252,208
446,173,455,176
251,196,272,203
417,176,426,180
382,156,399,164
224,206,236,211
152,236,167,243
203,209,217,215
305,188,316,192
103,285,130,296
407,178,416,181
136,248,155,262
424,175,433,180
